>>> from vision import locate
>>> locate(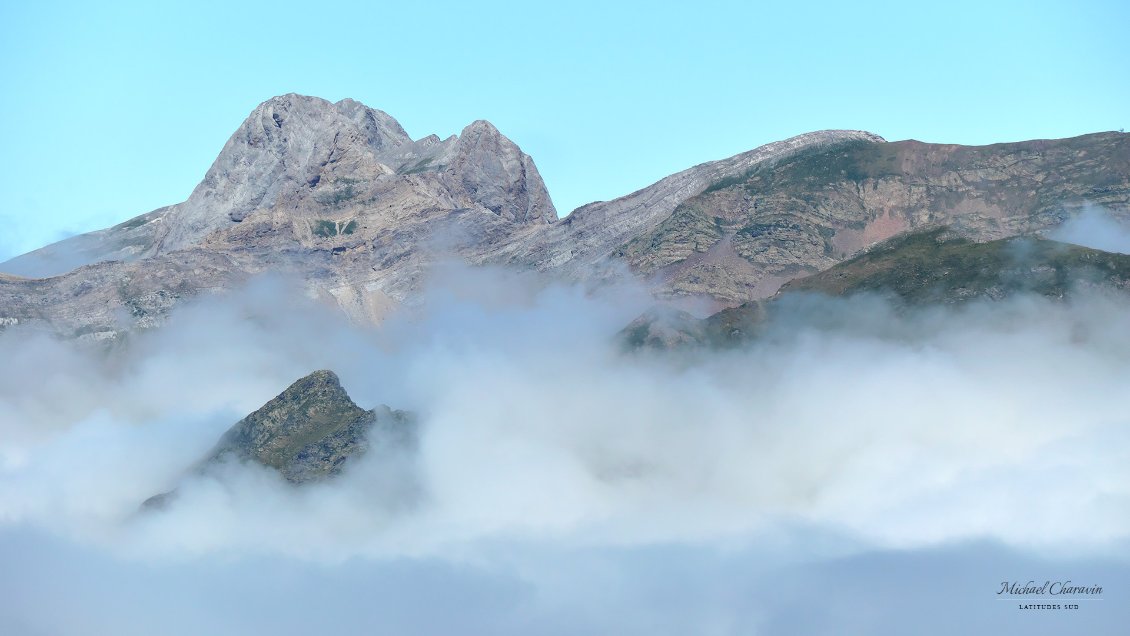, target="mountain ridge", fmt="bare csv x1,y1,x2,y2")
1,94,1128,340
